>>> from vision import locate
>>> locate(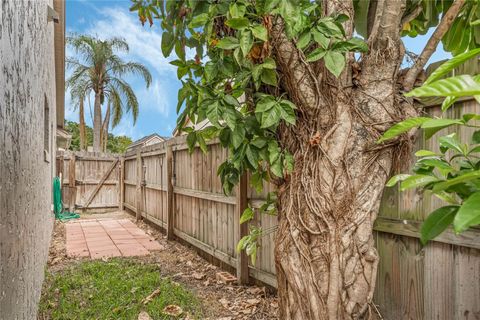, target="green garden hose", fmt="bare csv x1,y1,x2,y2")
53,177,80,221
